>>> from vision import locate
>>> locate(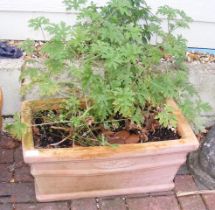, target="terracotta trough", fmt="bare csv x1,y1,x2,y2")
21,99,199,202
